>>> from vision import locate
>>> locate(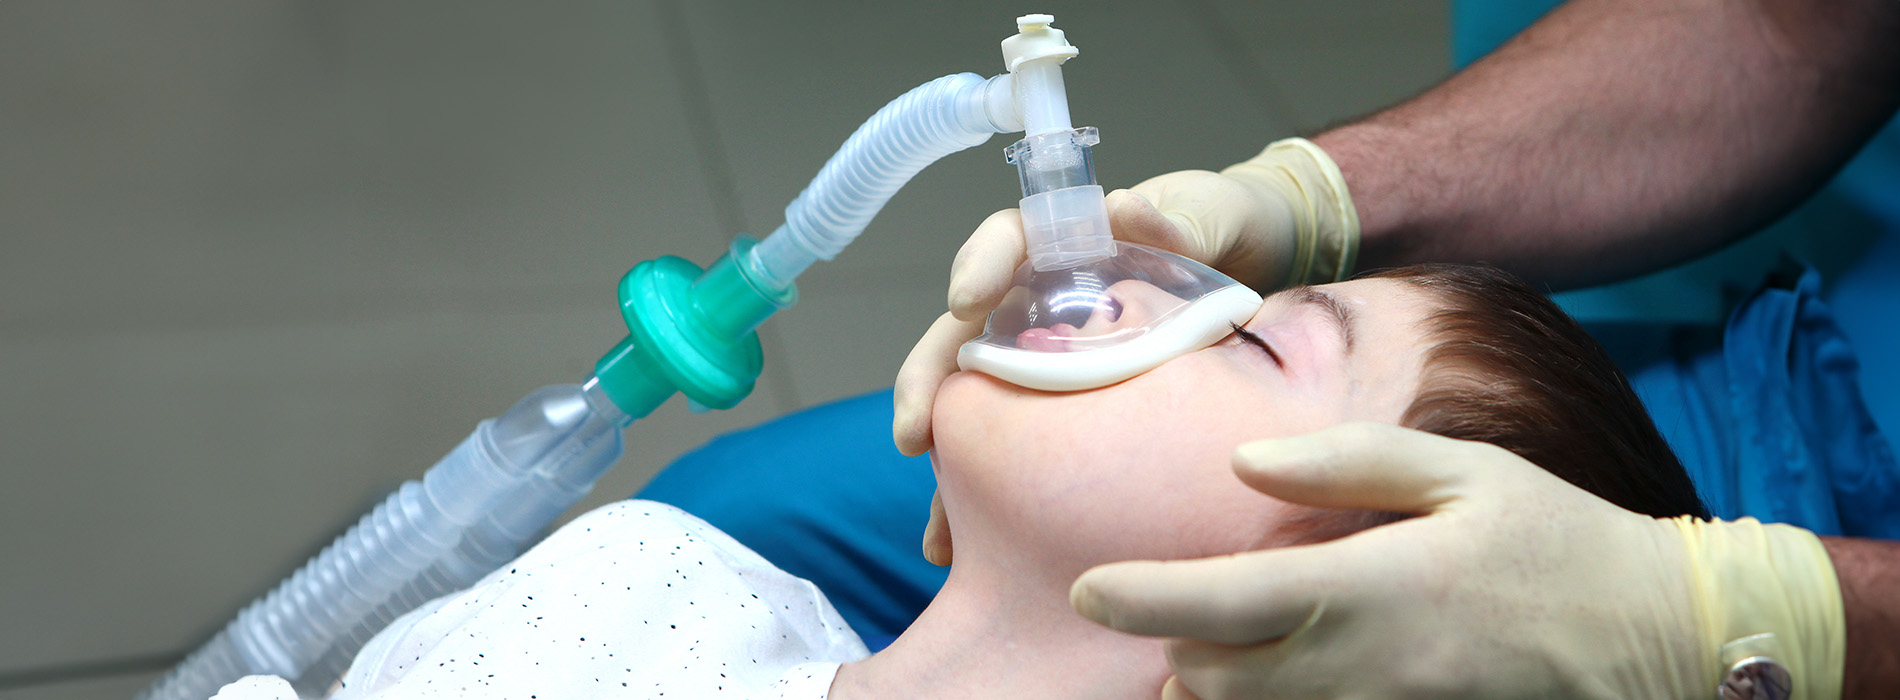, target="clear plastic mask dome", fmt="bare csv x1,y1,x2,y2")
957,241,1262,392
